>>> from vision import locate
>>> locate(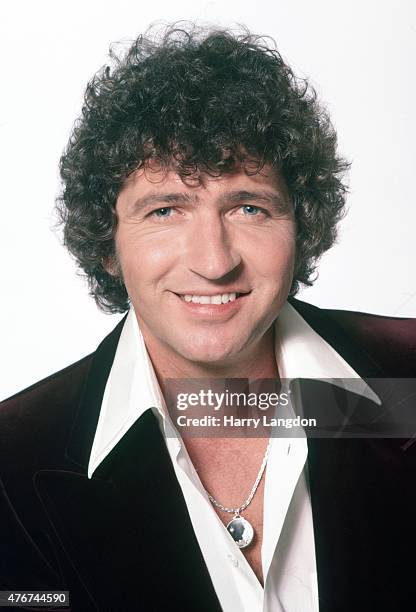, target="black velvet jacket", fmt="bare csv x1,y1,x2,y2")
1,299,416,611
